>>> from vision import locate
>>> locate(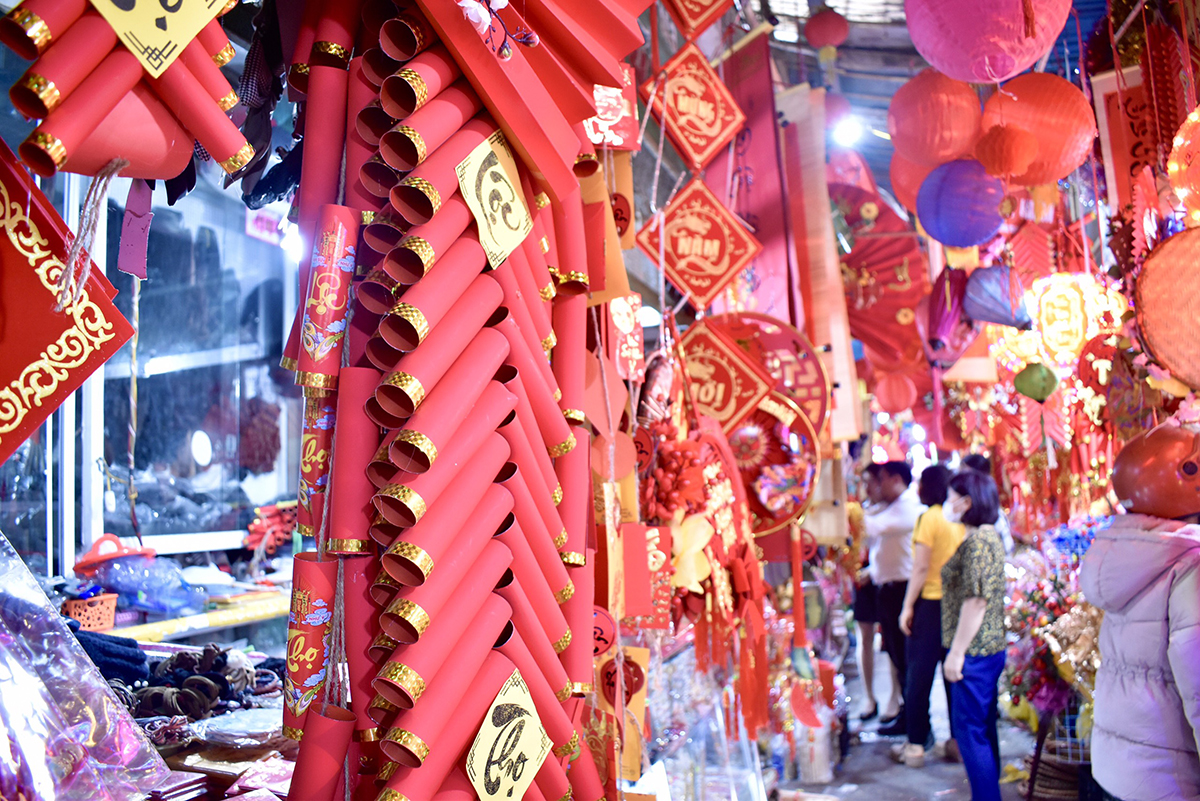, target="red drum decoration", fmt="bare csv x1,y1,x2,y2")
887,69,981,167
